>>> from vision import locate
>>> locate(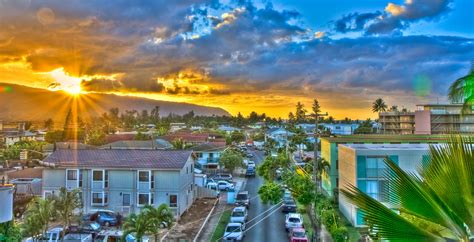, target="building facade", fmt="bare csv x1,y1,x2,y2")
42,149,195,217
379,104,474,135
337,144,430,227
193,142,226,172
320,135,447,196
